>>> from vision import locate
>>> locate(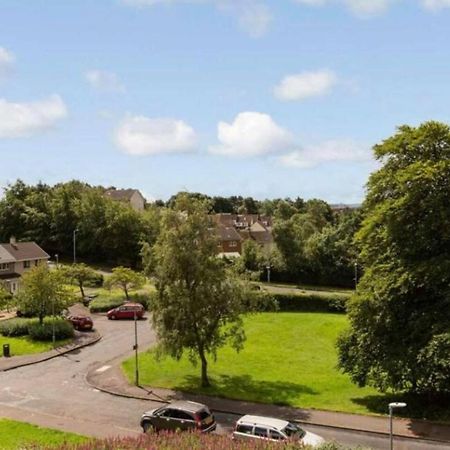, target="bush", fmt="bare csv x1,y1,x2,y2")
27,318,74,341
260,292,349,313
0,318,31,337
89,292,150,313
84,272,104,288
